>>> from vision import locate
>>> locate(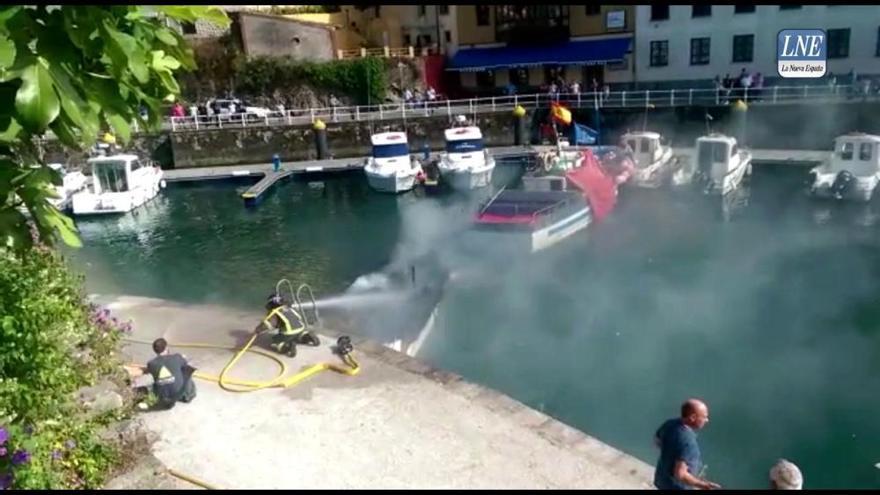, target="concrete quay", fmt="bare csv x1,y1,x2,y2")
100,294,655,490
